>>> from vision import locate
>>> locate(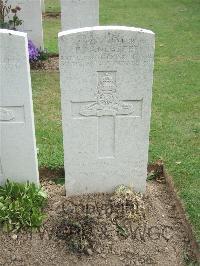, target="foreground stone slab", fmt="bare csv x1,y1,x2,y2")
6,0,44,49
61,0,99,31
0,29,39,185
59,26,155,195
